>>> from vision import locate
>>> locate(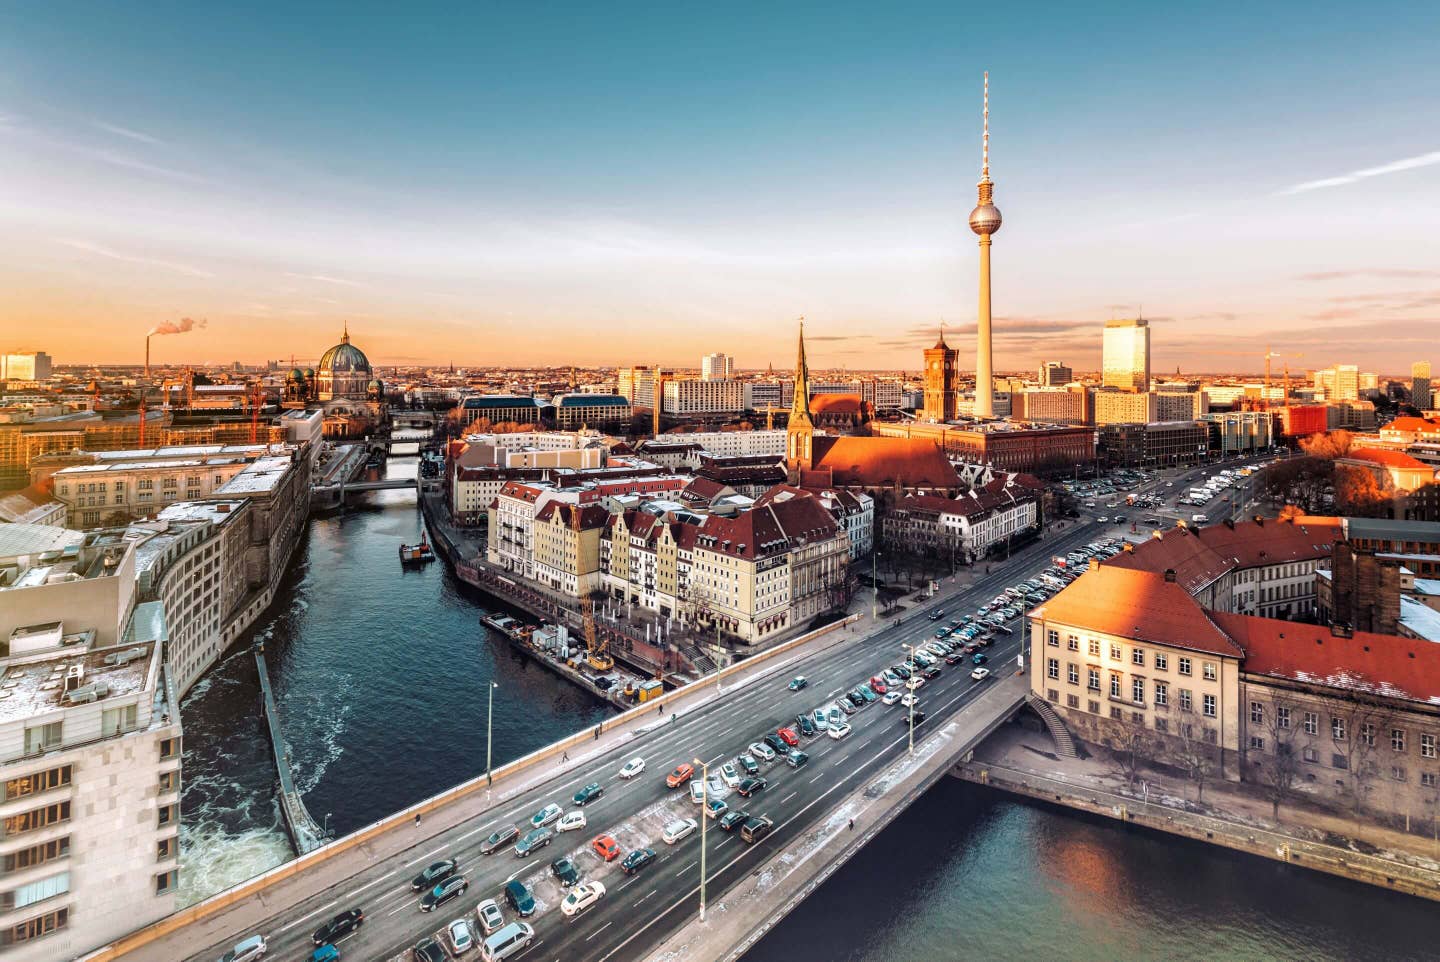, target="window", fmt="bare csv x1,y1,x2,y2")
1277,706,1291,730
1088,639,1100,657
1110,643,1121,661
1047,658,1059,680
1392,766,1407,782
157,803,178,828
1154,652,1168,671
1179,689,1193,712
1067,634,1079,651
1087,668,1100,692
1250,736,1265,751
1131,648,1145,666
1067,664,1079,685
1250,702,1264,724
2,766,71,802
1154,682,1169,707
1304,711,1319,736
1423,734,1437,759
1204,728,1217,744
1178,657,1192,676
157,837,175,862
2,838,69,874
158,770,179,793
1,907,68,946
1303,747,1319,763
1203,662,1218,682
1066,693,1080,708
21,723,61,757
1047,629,1059,647
1332,717,1347,741
1087,700,1100,714
101,703,138,738
1392,729,1407,752
1203,693,1217,718
1332,754,1348,770
1132,678,1145,704
1154,717,1168,733
0,873,69,911
1360,723,1375,747
1423,772,1437,788
159,737,180,760
1110,674,1121,698
3,801,70,837
1110,707,1123,720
